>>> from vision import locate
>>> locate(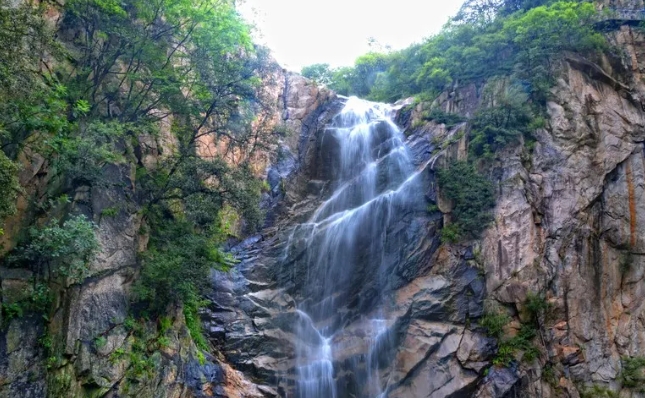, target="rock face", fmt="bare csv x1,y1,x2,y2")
203,96,486,397
202,24,645,398
4,17,645,398
0,70,334,397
